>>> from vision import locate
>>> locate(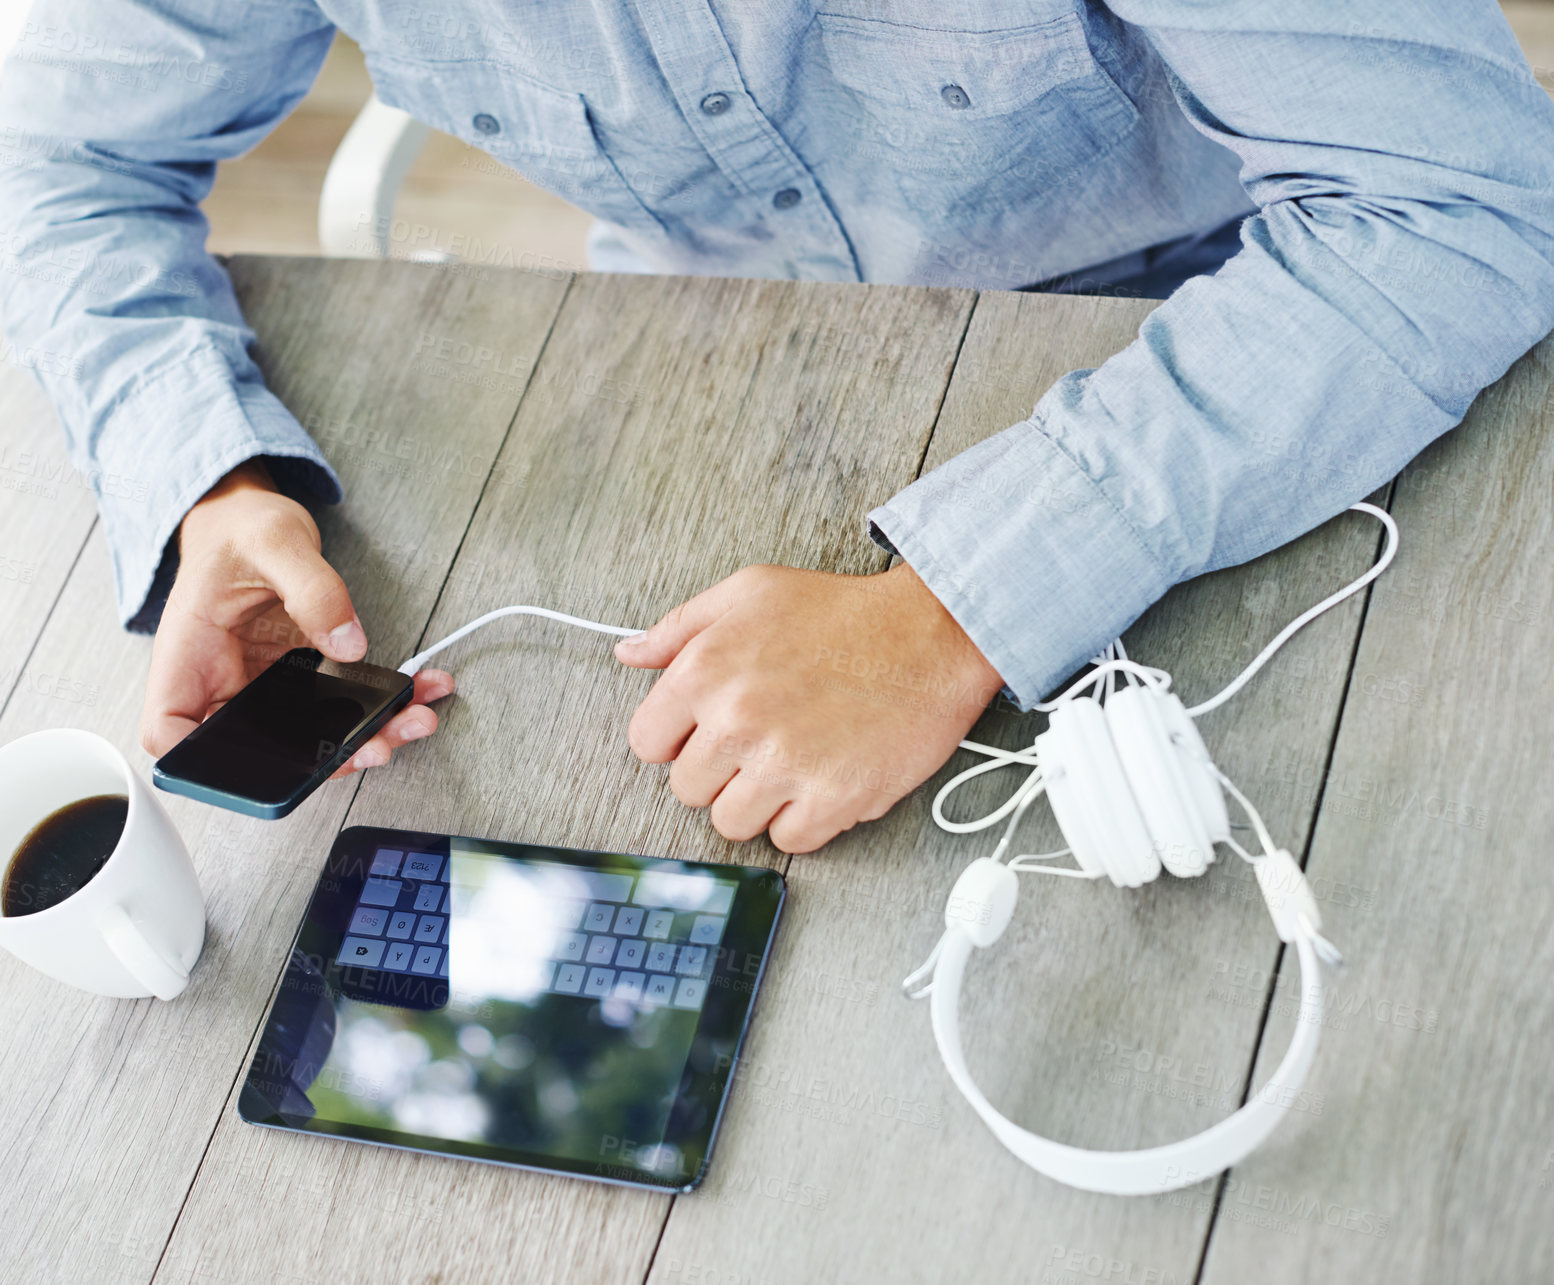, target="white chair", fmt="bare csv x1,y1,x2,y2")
316,95,435,258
